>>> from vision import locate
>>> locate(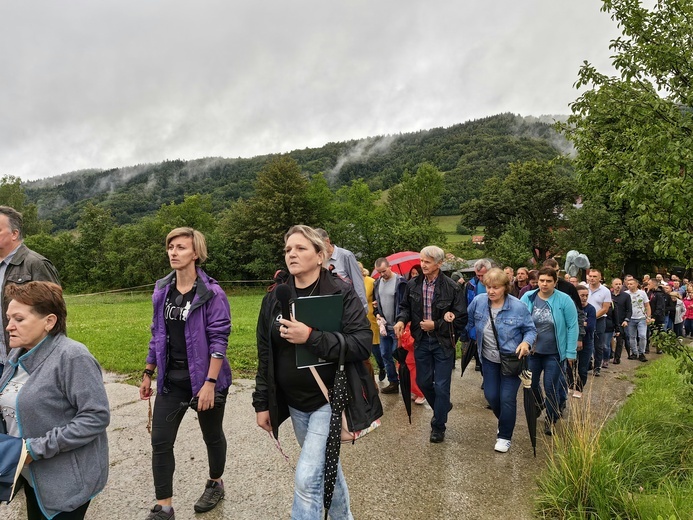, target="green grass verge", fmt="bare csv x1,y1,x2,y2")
65,288,264,382
536,356,693,519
